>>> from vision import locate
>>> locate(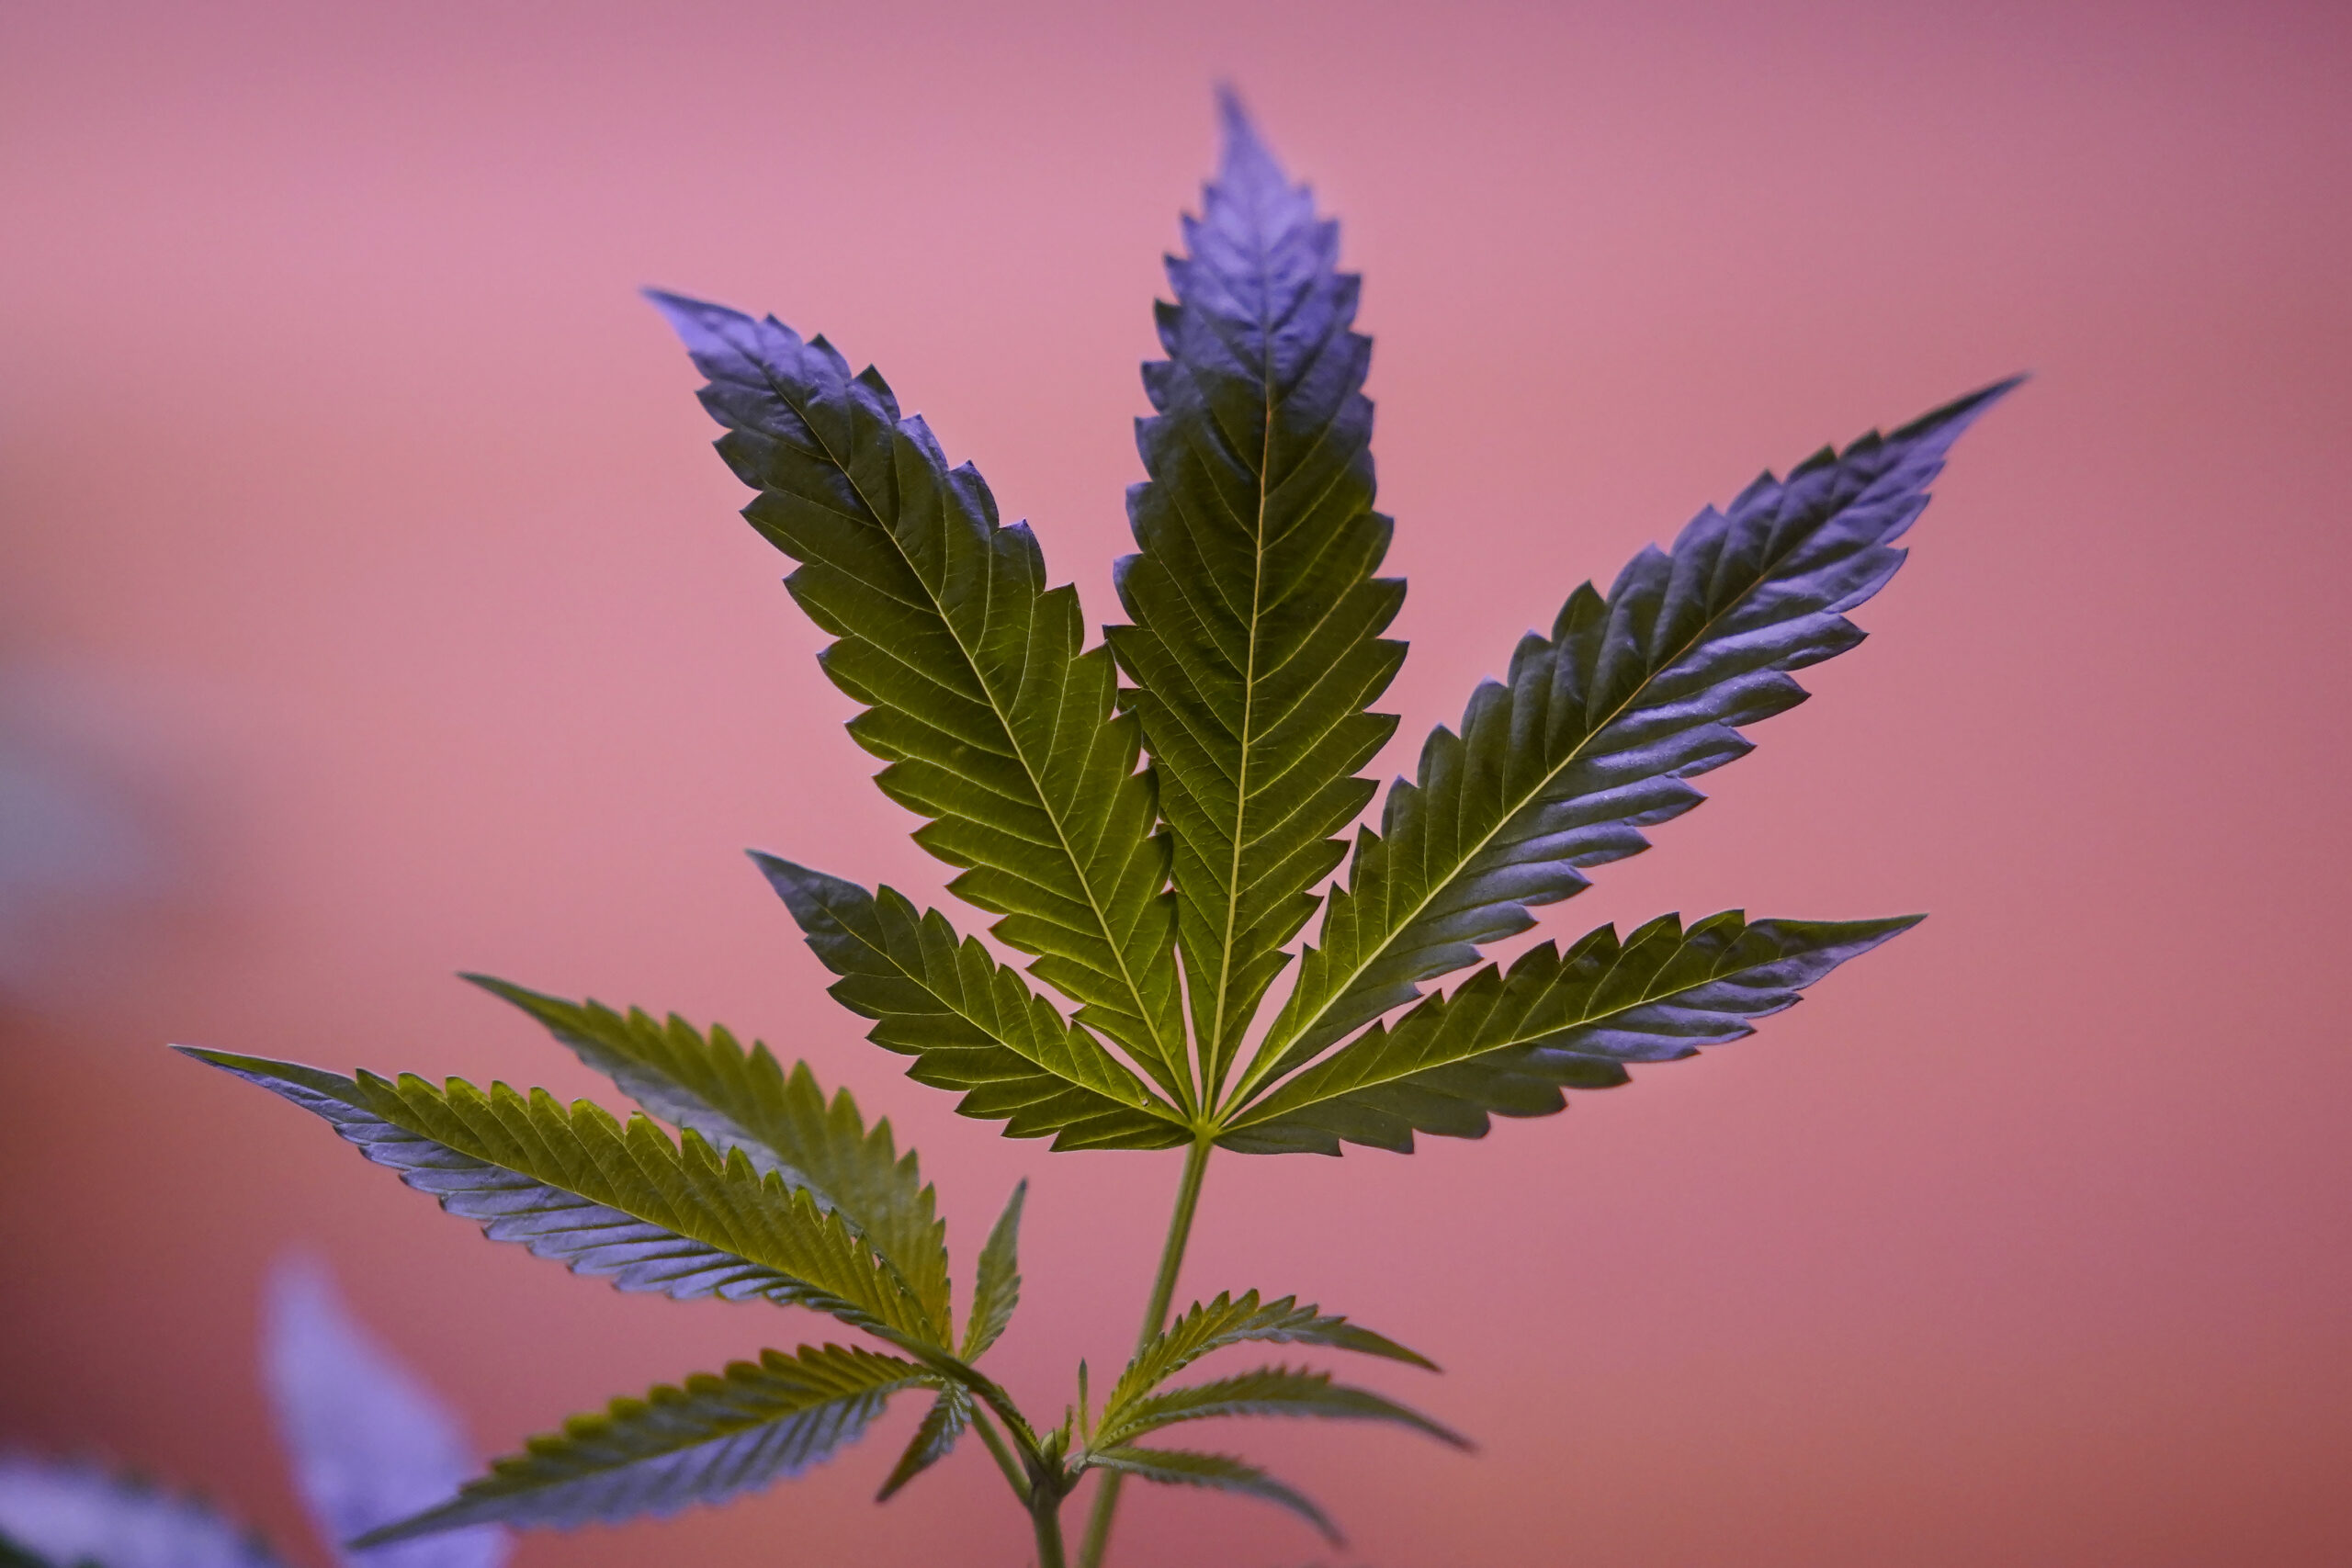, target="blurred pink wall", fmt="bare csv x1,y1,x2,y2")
5,1,2347,1563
